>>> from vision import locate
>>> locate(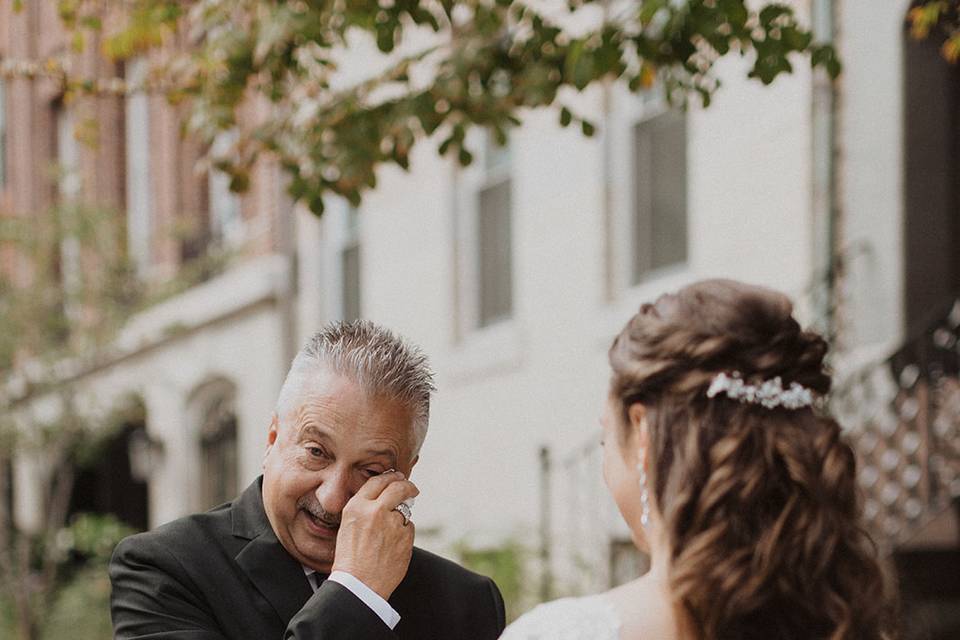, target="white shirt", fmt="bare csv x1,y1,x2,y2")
303,567,401,630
